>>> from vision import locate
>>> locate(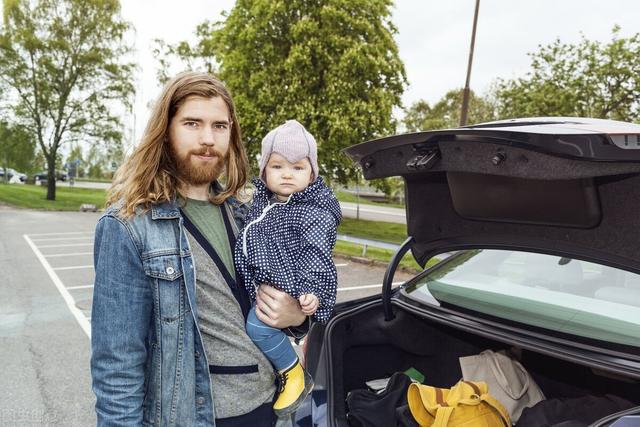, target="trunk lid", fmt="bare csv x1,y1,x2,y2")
344,117,640,272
